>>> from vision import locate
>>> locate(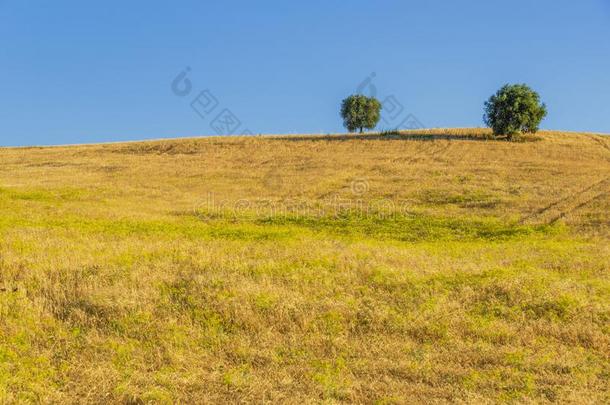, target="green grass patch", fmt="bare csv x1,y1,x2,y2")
0,208,564,243
418,189,503,208
0,187,87,203
253,212,562,242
